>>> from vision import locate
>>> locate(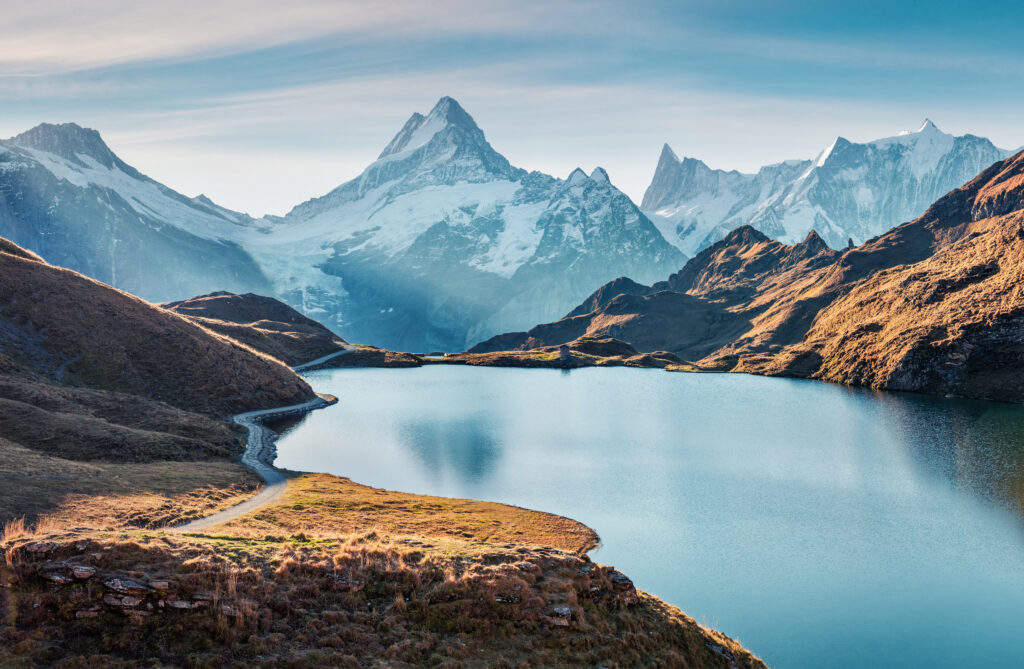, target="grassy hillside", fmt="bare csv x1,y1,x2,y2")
0,236,767,667
1,481,766,669
0,242,314,418
162,292,349,367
